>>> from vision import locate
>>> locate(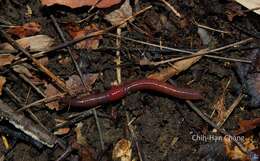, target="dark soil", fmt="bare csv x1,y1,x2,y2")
0,0,259,161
